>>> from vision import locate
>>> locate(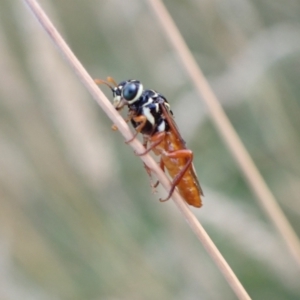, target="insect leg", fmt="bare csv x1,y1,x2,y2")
160,149,193,202
140,136,160,193
125,115,148,144
137,132,167,190
135,132,166,156
111,117,131,131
